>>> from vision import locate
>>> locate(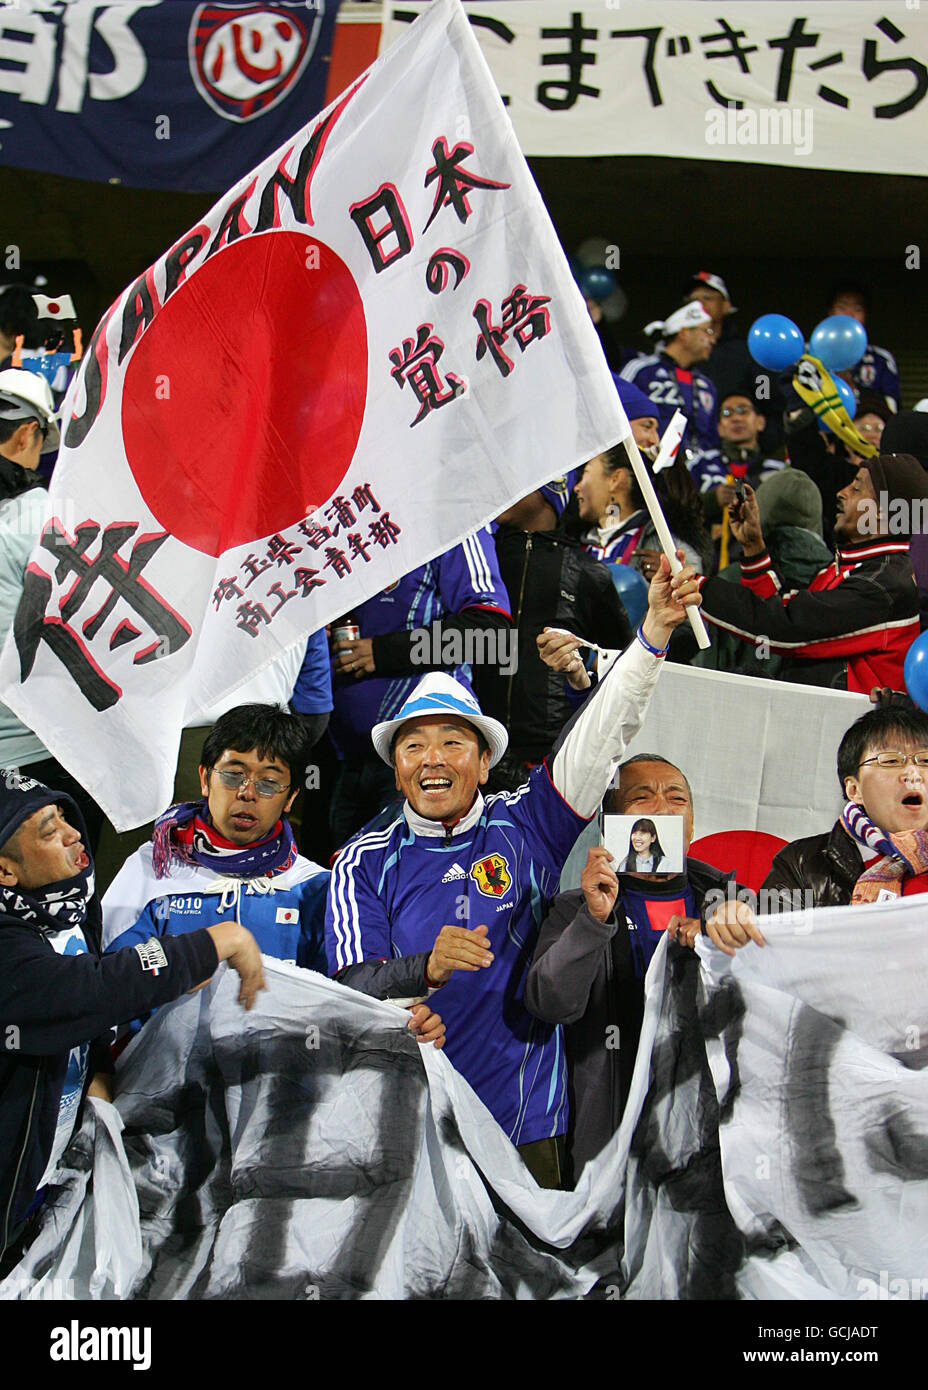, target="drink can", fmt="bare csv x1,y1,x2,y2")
333,624,360,644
